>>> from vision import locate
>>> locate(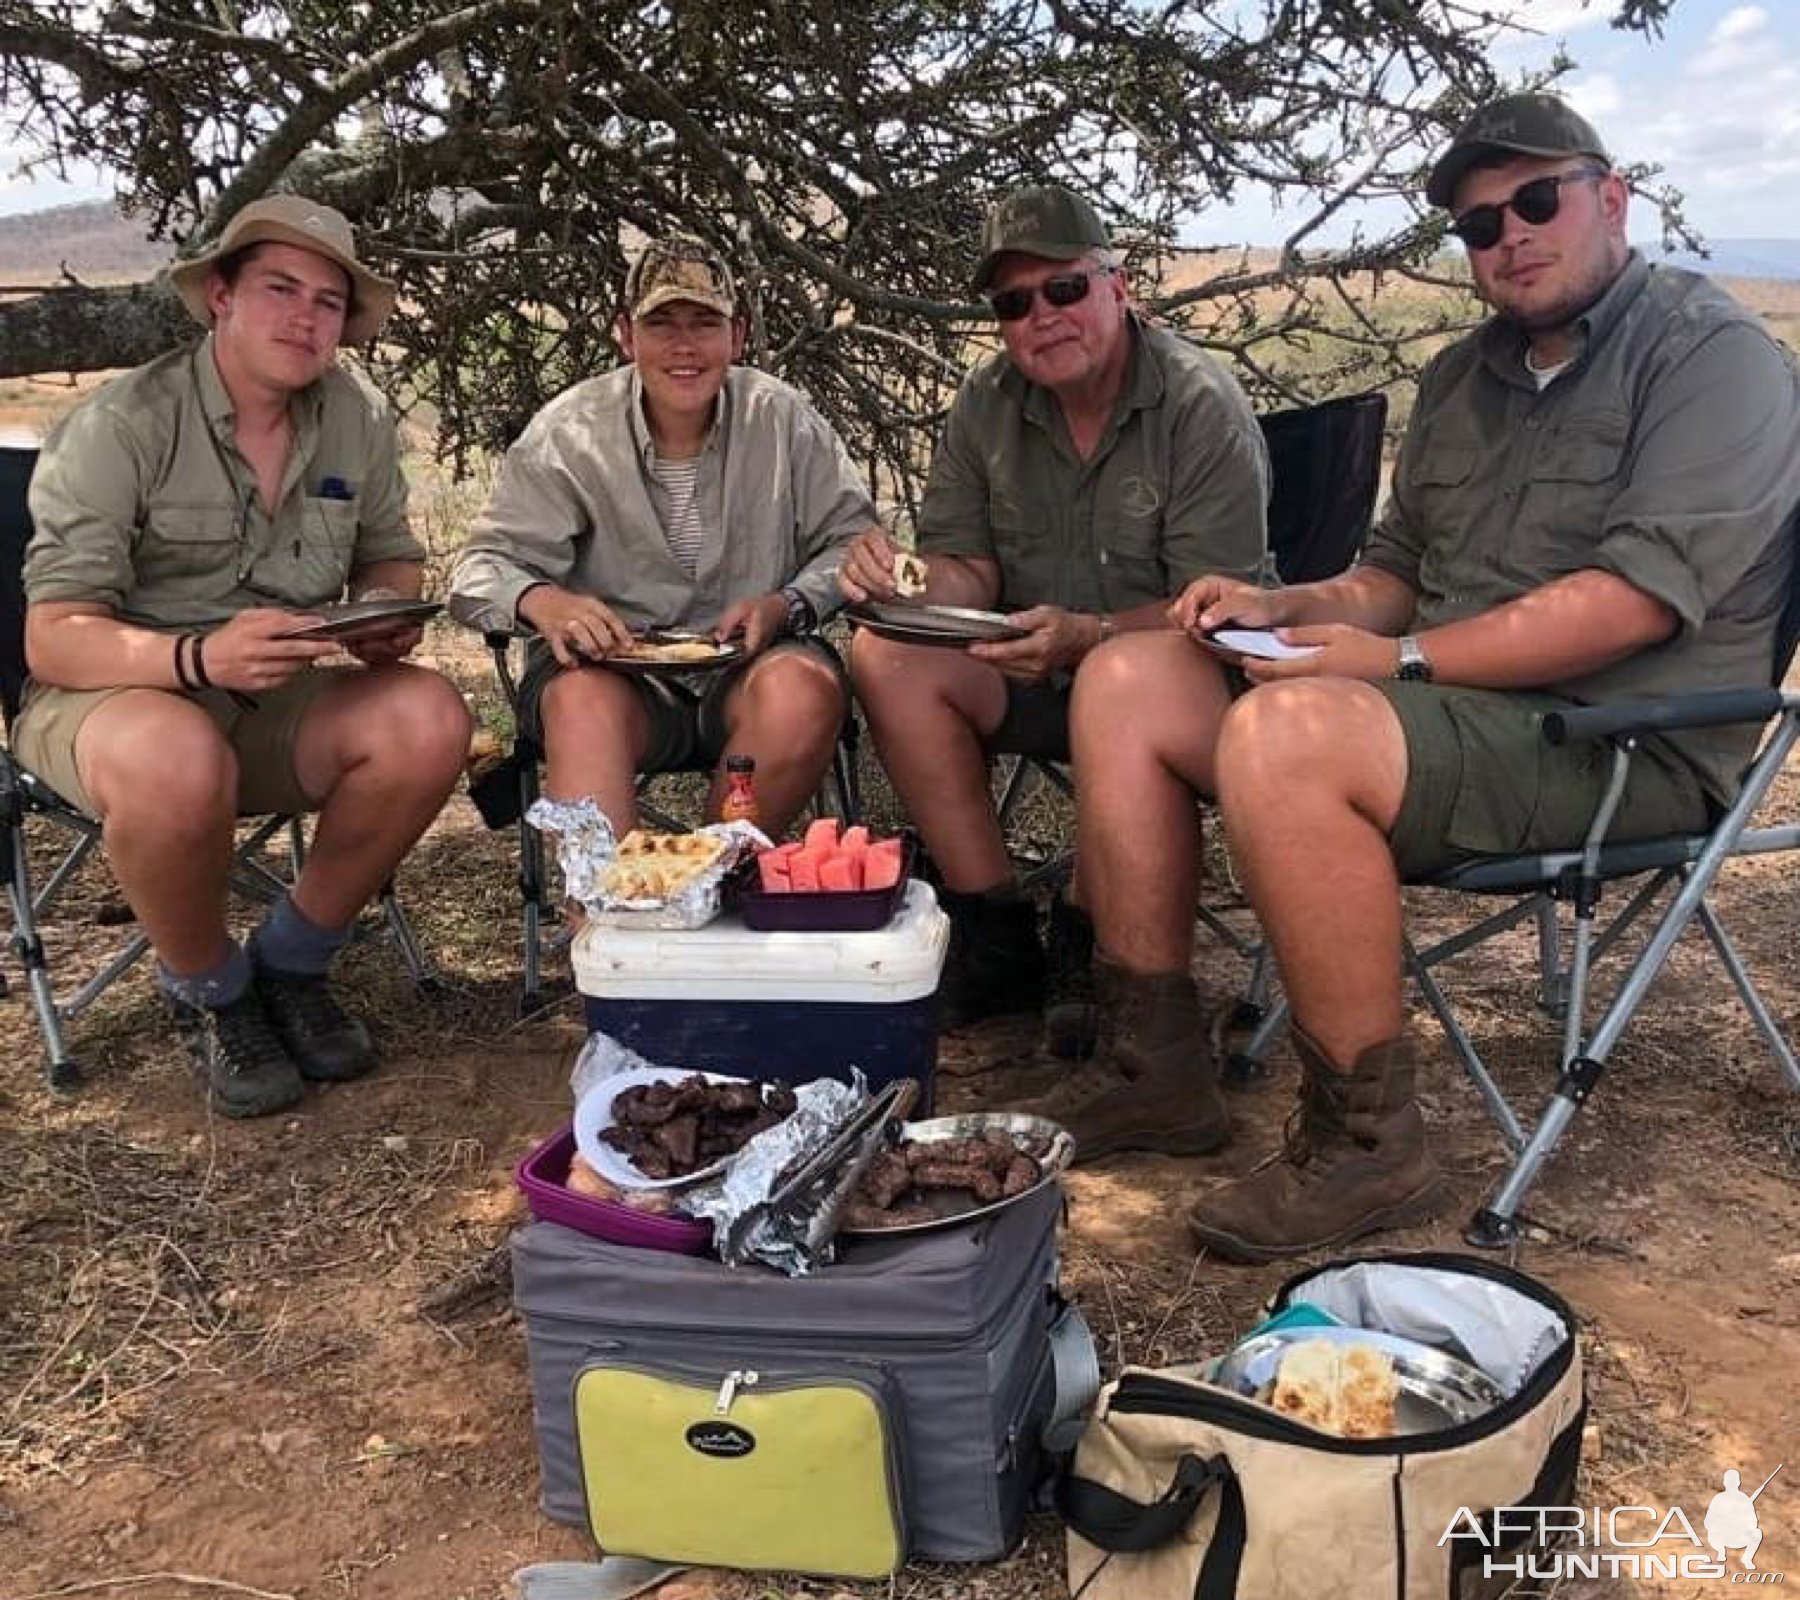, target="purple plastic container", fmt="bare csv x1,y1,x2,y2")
515,1125,712,1255
735,840,916,932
